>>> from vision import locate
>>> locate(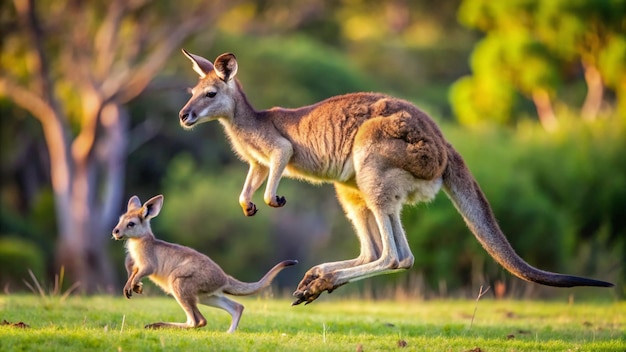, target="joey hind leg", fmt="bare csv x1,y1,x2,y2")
146,279,206,329
198,295,244,333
